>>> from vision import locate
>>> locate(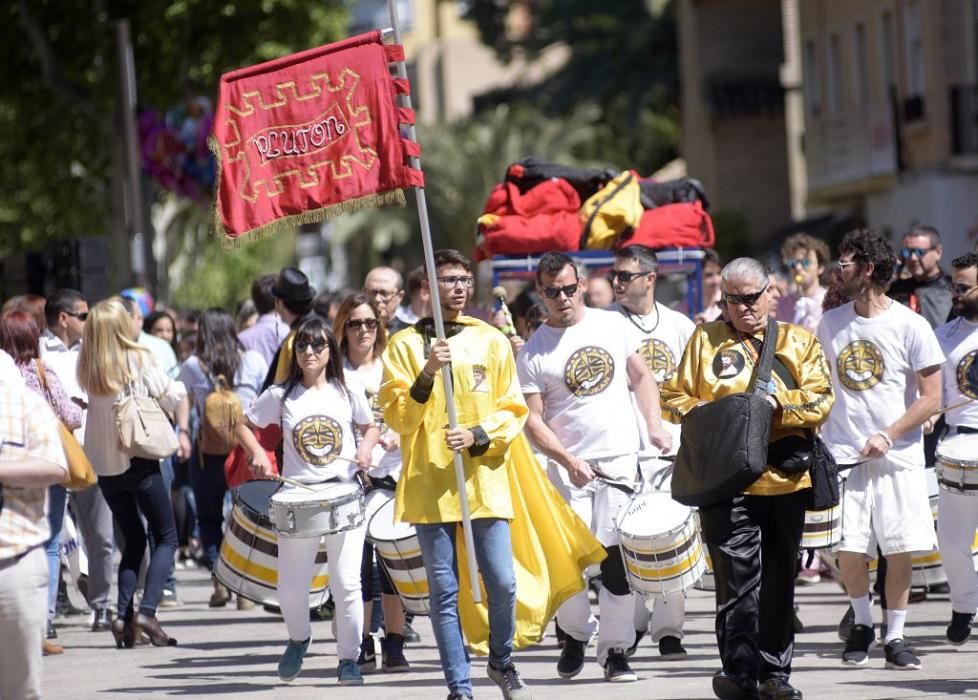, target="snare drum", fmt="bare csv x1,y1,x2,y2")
215,480,330,608
936,434,978,496
367,496,430,615
616,491,705,597
270,480,365,539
